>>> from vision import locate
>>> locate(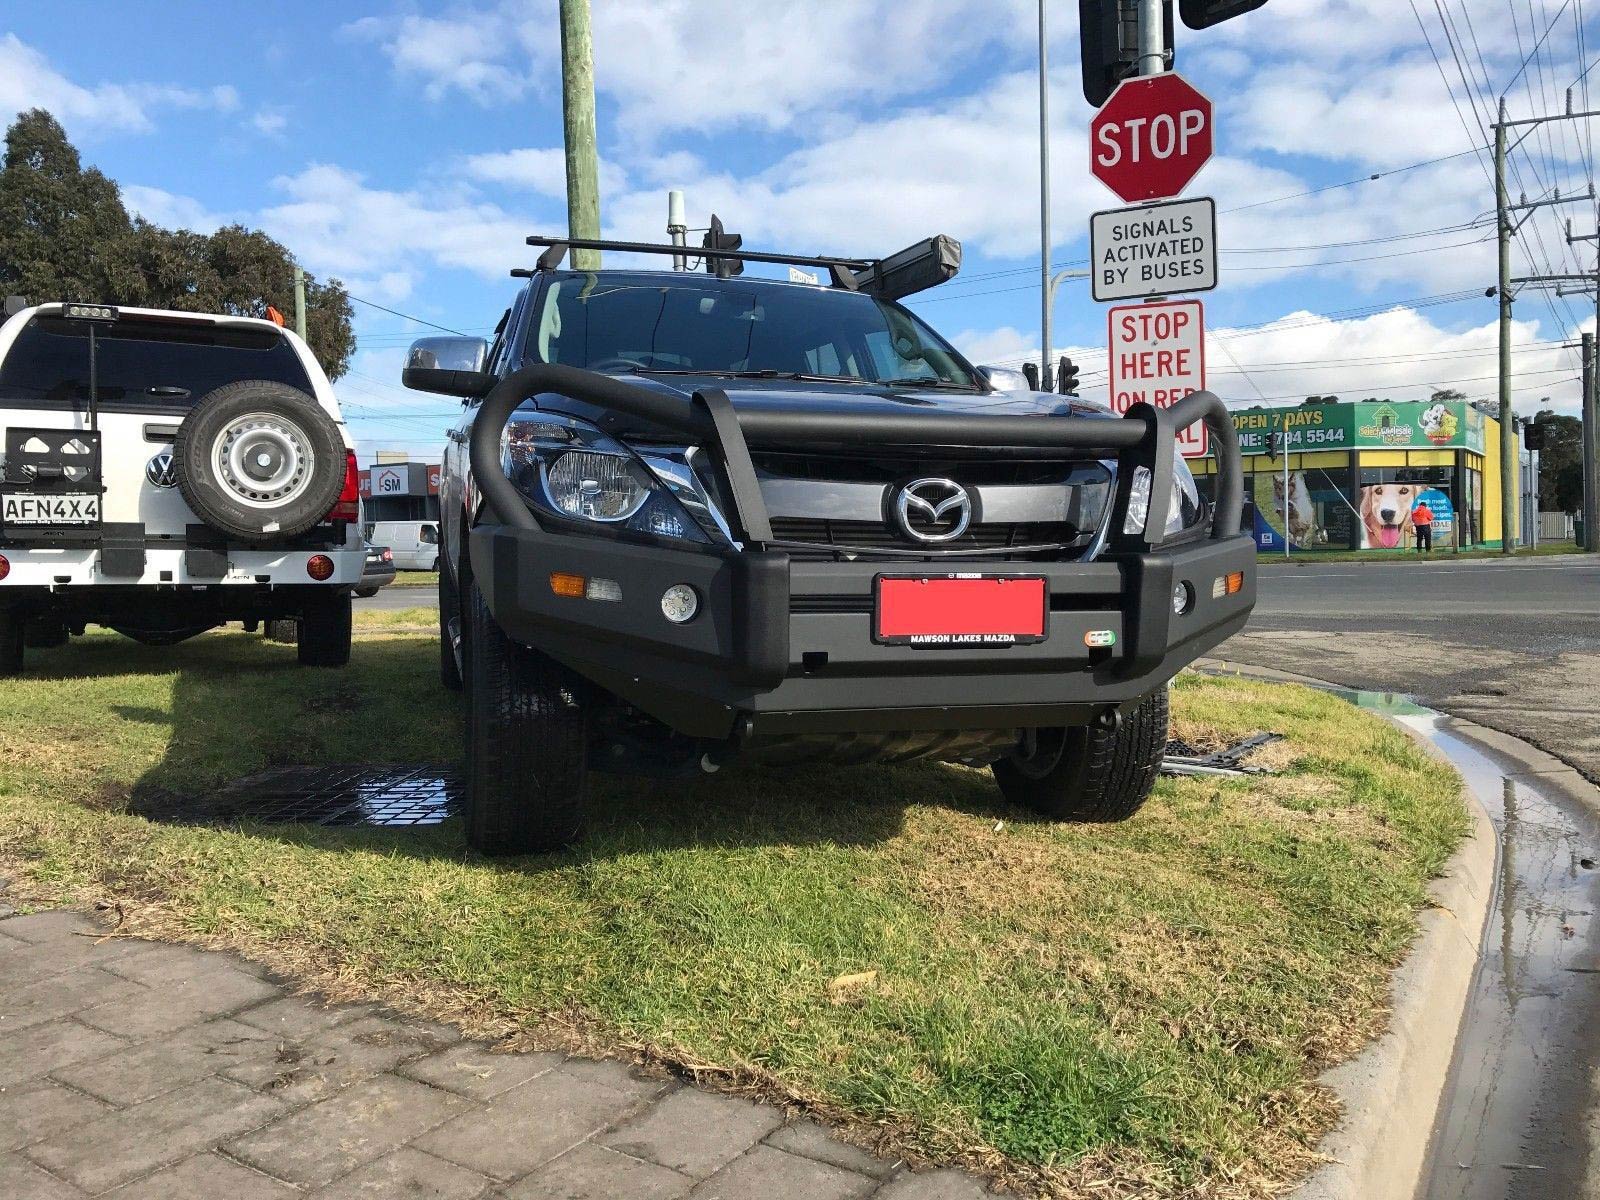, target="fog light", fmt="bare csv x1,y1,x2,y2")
585,577,622,603
0,554,9,582
1172,581,1193,615
306,554,334,581
661,584,698,623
